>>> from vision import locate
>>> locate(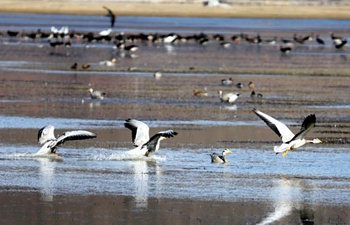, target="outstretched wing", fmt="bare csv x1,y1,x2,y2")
253,108,295,143
38,125,56,145
143,130,178,156
144,130,178,148
156,130,178,138
103,6,116,27
55,130,97,147
289,114,316,142
124,119,150,147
